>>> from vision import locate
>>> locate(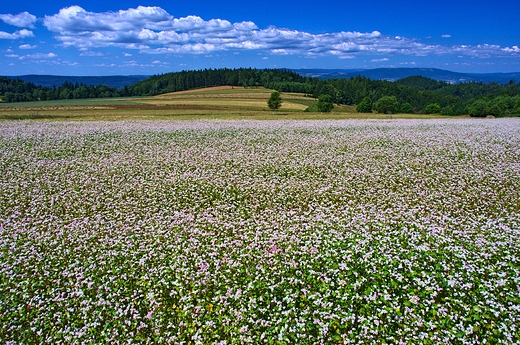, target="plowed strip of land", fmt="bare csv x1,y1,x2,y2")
157,85,237,97
1,104,229,111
